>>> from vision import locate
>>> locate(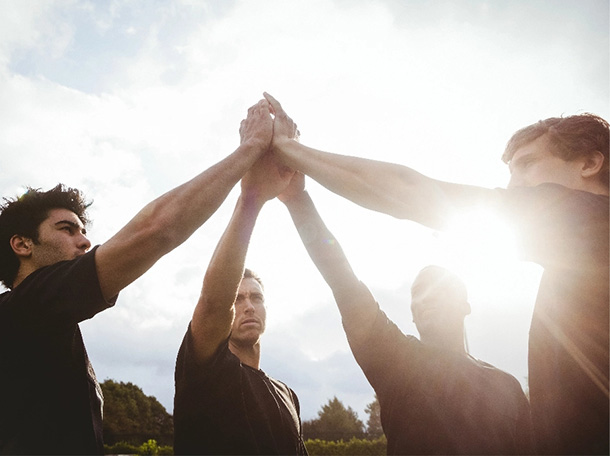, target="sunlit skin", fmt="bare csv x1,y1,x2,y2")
11,208,91,288
410,270,470,353
508,134,607,194
228,277,267,358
